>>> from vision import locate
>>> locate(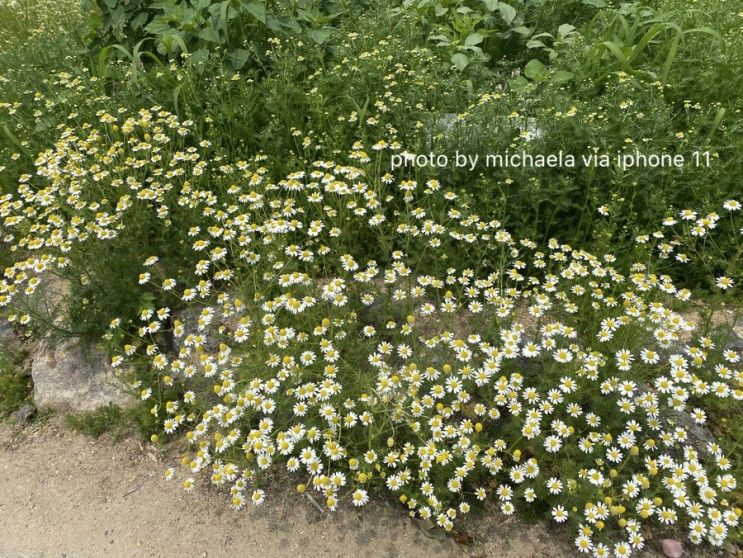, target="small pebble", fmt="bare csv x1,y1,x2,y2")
662,538,683,558
14,404,37,425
